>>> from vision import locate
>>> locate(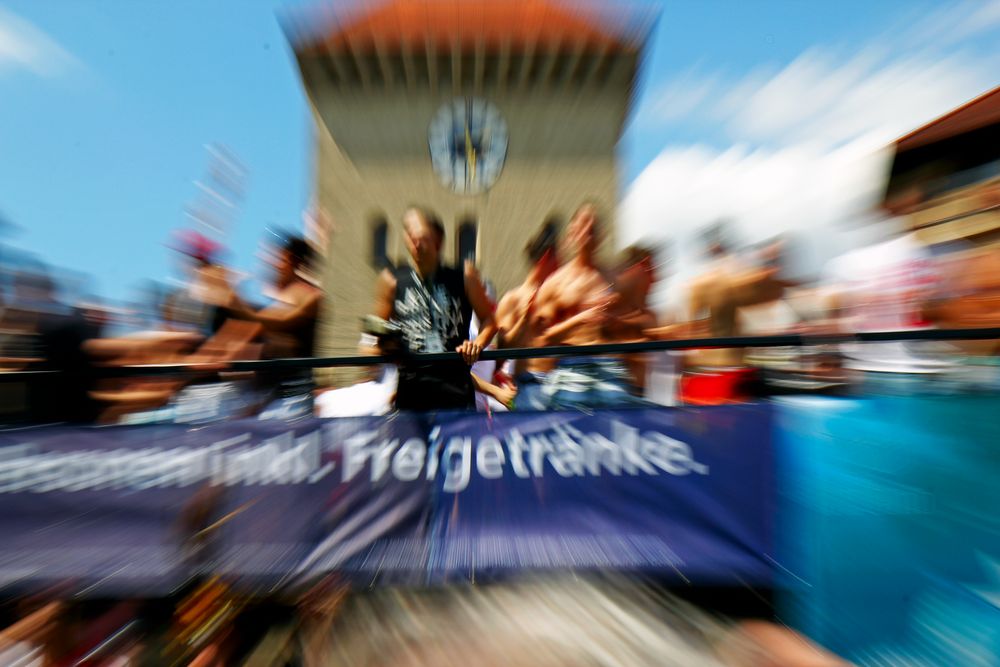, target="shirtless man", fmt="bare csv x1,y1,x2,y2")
224,236,322,360
923,244,1000,355
494,224,560,408
496,224,560,351
669,230,787,404
222,235,322,418
606,246,660,394
527,203,645,409
534,203,613,347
